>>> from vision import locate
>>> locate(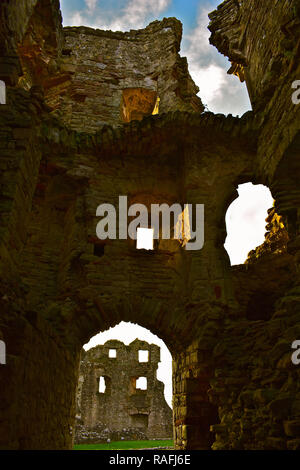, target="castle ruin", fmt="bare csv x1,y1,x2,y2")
0,0,299,450
75,339,172,443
